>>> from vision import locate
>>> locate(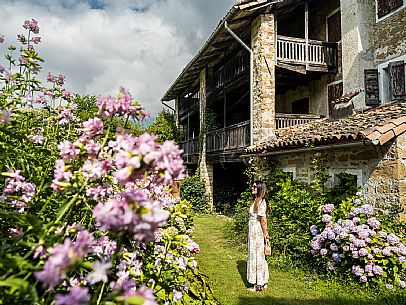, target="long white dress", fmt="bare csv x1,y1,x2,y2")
247,199,269,286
